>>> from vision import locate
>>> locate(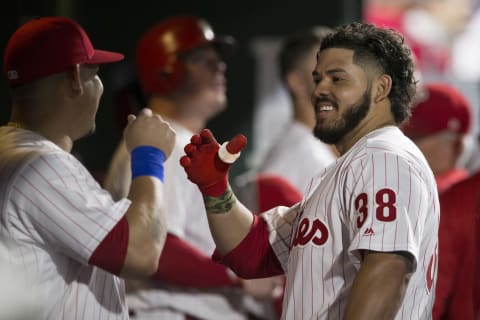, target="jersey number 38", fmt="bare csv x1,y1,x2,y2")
354,188,397,228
